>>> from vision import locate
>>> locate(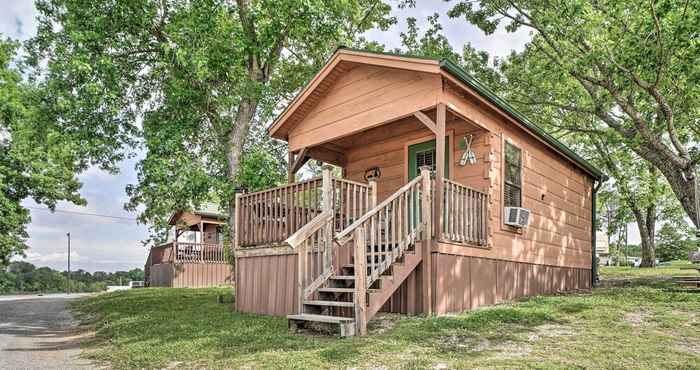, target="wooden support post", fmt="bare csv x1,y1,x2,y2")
420,166,433,315
288,151,295,184
321,165,334,273
369,180,378,209
435,103,446,241
353,227,367,336
234,193,241,252
297,240,307,314
200,221,205,262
